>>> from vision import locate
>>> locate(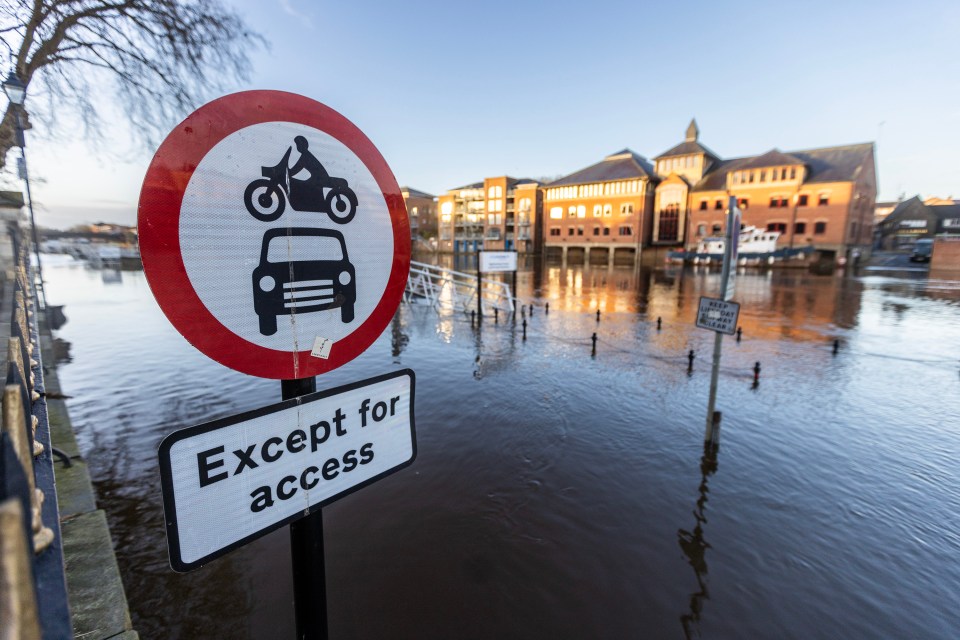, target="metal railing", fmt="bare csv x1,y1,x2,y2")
405,261,515,316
